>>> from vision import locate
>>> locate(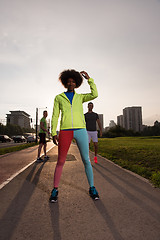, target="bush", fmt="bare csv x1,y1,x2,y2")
103,125,139,138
